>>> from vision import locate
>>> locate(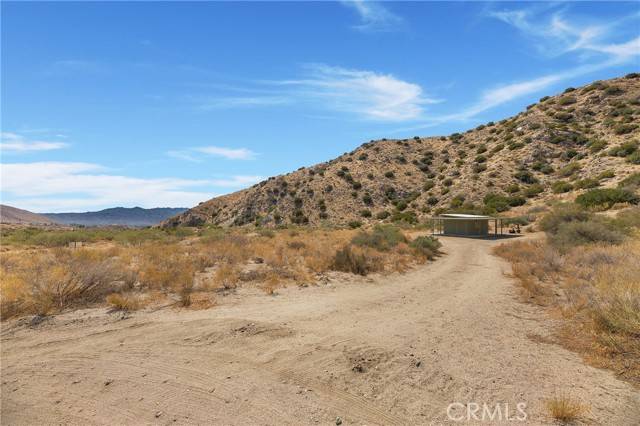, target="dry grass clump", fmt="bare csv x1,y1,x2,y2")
545,394,588,423
331,245,376,275
495,205,640,384
106,293,140,311
1,225,439,320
